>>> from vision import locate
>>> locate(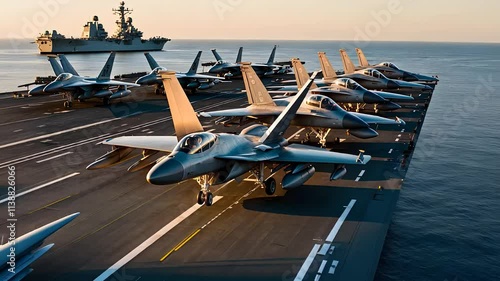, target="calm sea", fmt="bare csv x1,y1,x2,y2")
1,39,499,280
